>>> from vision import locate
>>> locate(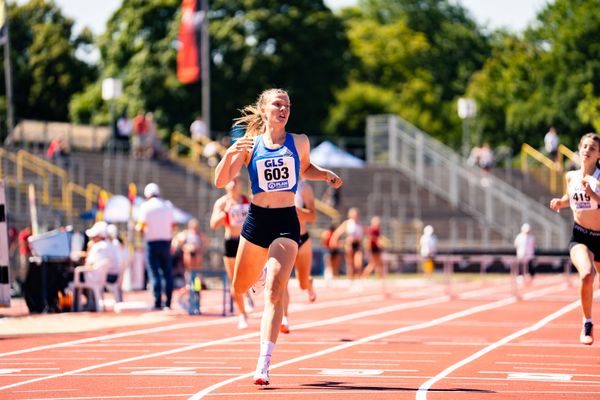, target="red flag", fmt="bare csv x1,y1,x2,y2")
177,0,202,84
